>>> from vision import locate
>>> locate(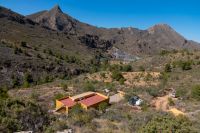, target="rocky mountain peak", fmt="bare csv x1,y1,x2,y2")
148,24,174,34
50,4,63,14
